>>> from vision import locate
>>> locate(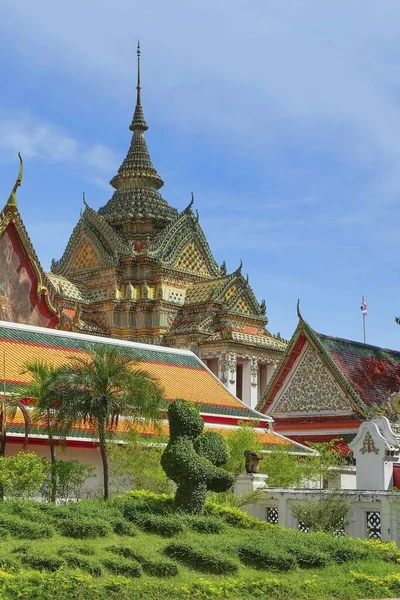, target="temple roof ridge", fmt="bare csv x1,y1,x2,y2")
98,42,177,226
